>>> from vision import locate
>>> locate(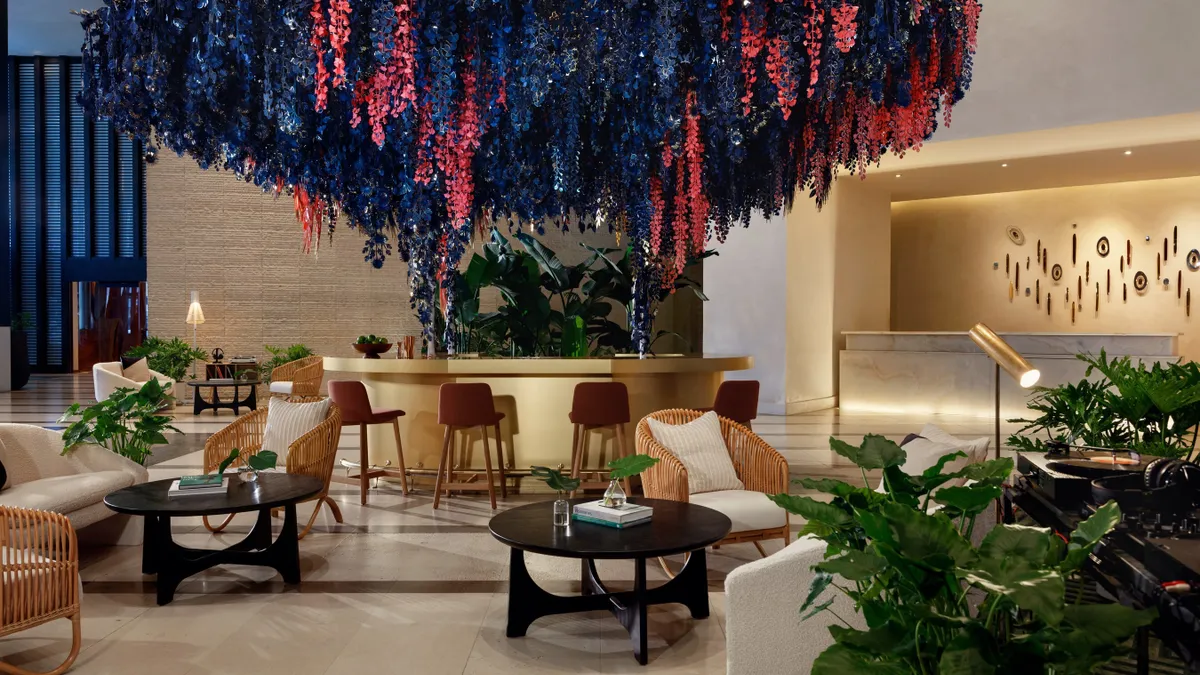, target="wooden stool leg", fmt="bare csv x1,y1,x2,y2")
569,423,582,479
480,425,498,509
432,426,453,510
358,423,370,506
494,422,507,499
615,424,632,495
392,418,410,495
